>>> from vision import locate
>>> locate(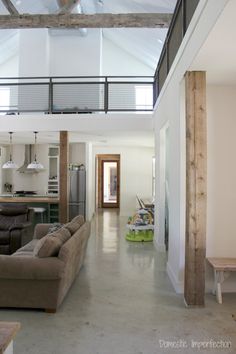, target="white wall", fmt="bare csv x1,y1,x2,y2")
18,29,50,76
50,30,102,76
154,0,229,293
13,29,102,77
92,145,154,216
102,37,153,76
206,85,236,291
0,55,18,77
